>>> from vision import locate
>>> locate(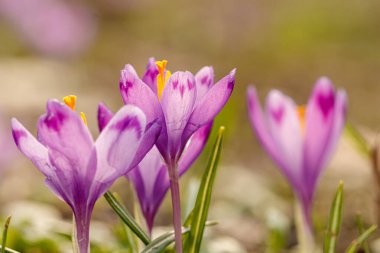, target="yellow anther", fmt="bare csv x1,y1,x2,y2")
63,95,87,125
63,95,77,110
297,106,306,131
156,60,171,99
80,112,88,126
